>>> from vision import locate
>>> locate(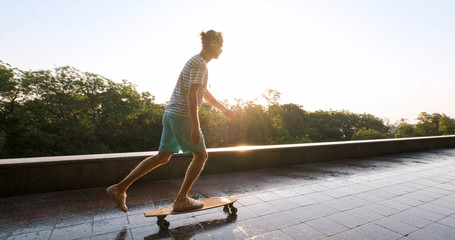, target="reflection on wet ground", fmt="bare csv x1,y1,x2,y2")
1,148,455,239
